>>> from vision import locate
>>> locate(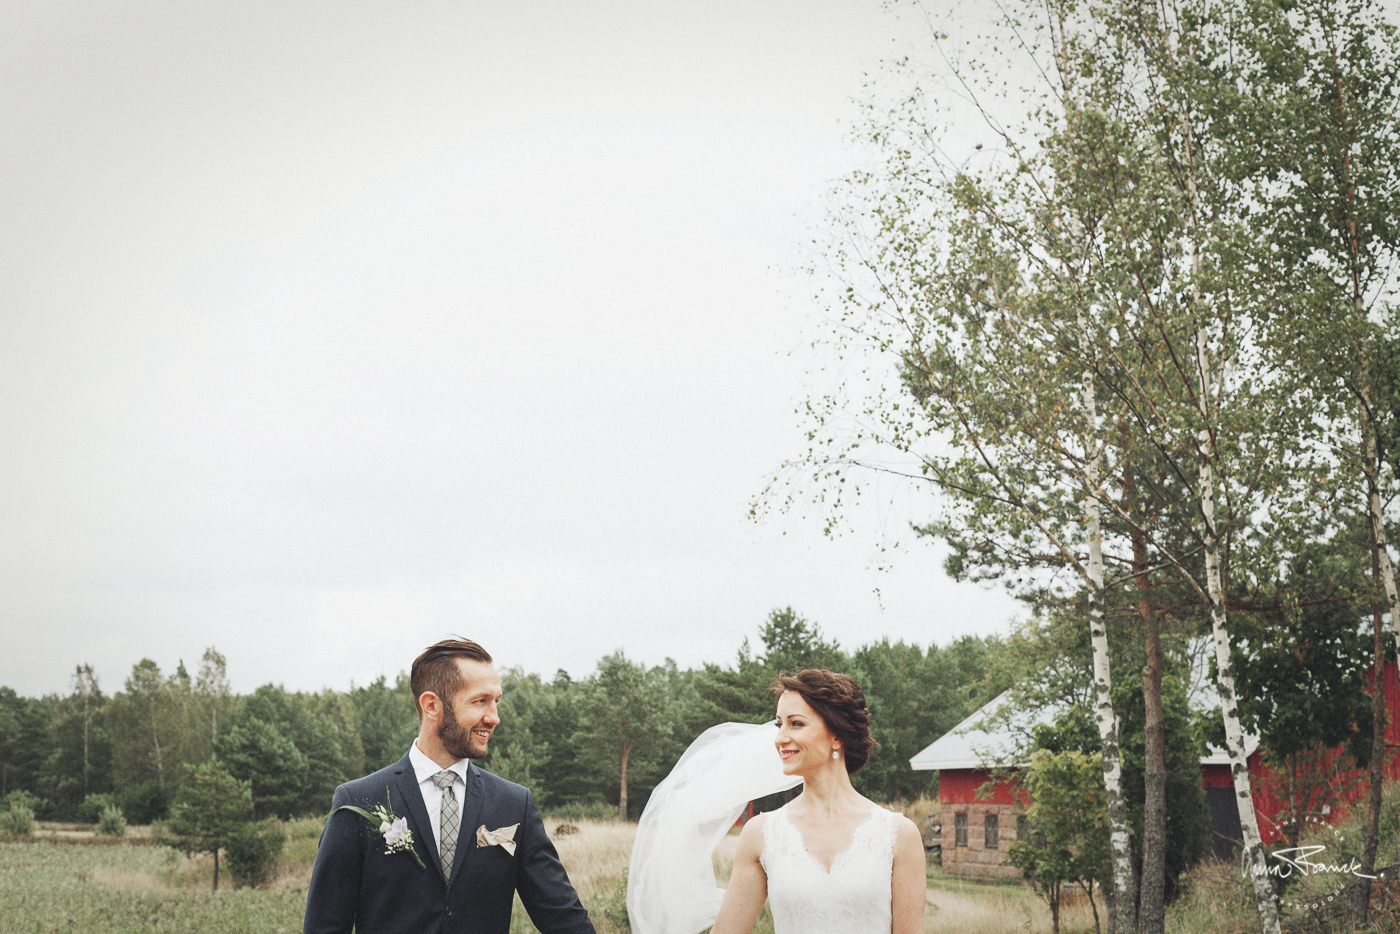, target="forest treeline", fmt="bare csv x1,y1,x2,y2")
0,608,1007,824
